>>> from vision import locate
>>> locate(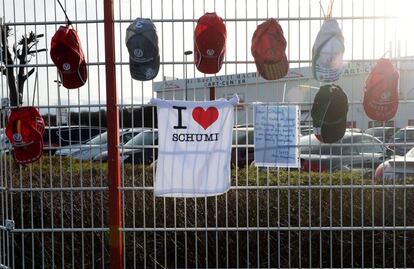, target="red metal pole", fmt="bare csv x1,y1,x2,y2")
103,0,123,268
